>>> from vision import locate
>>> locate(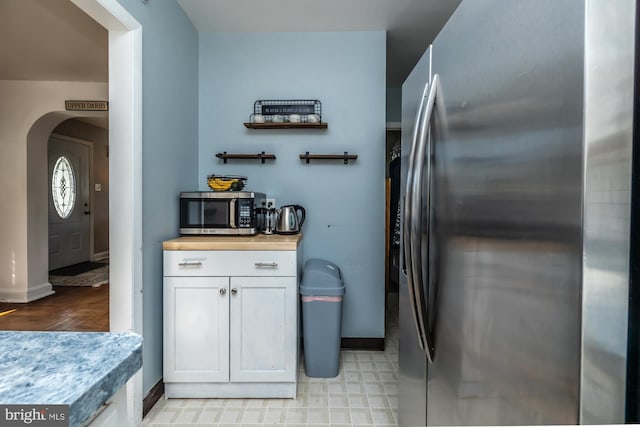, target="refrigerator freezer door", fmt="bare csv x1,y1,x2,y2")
427,1,585,425
400,1,635,425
